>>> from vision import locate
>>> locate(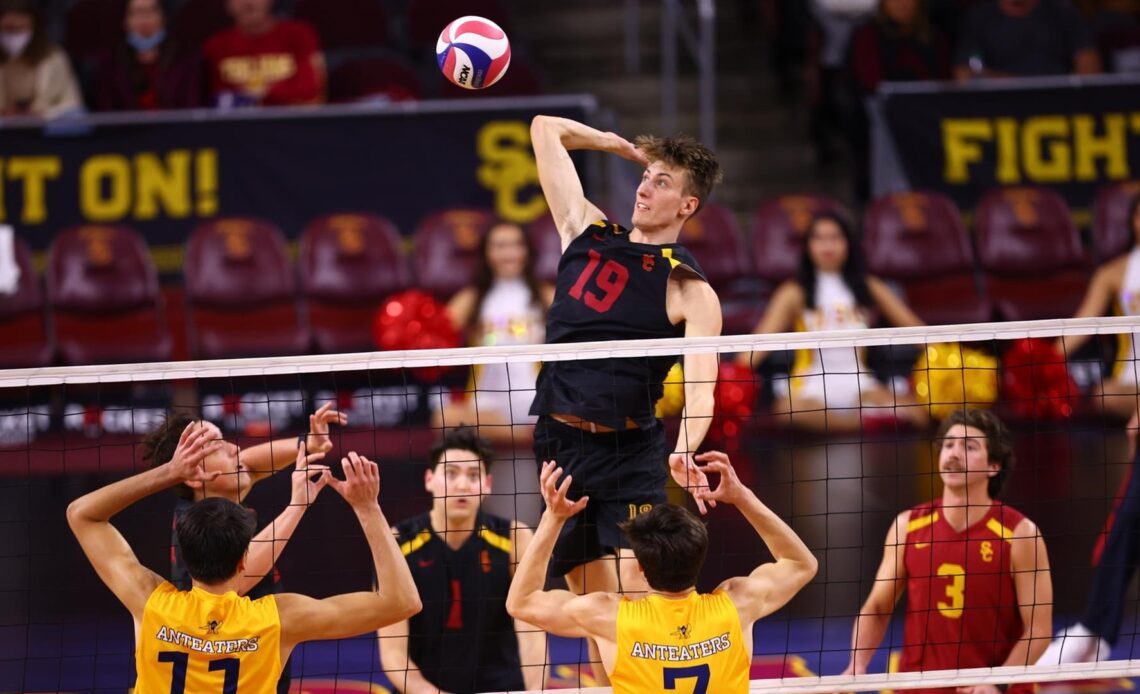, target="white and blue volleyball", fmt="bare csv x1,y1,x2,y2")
436,16,511,90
